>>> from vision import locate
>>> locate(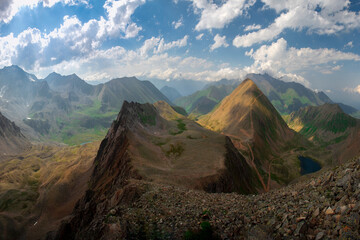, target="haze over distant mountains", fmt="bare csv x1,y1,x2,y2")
0,66,172,145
